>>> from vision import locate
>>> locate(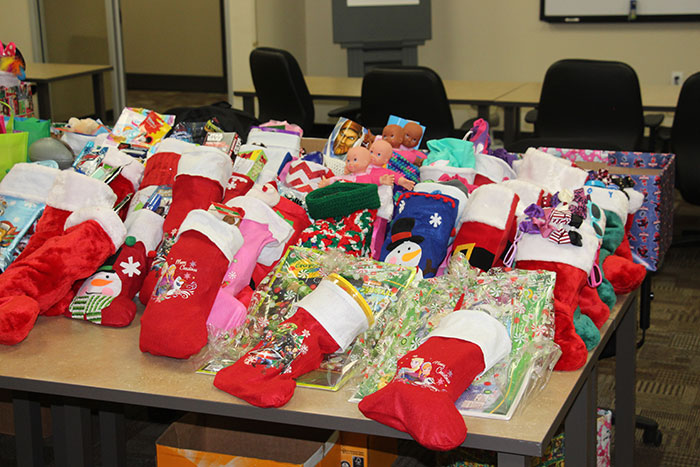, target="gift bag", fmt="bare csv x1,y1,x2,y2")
14,116,50,149
0,102,28,181
0,80,34,119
